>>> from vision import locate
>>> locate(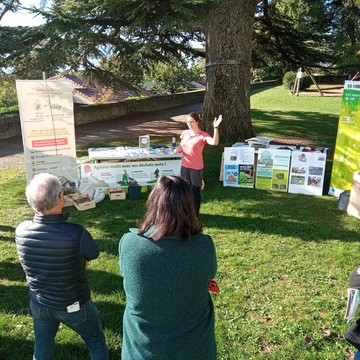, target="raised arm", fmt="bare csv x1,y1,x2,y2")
206,115,223,146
